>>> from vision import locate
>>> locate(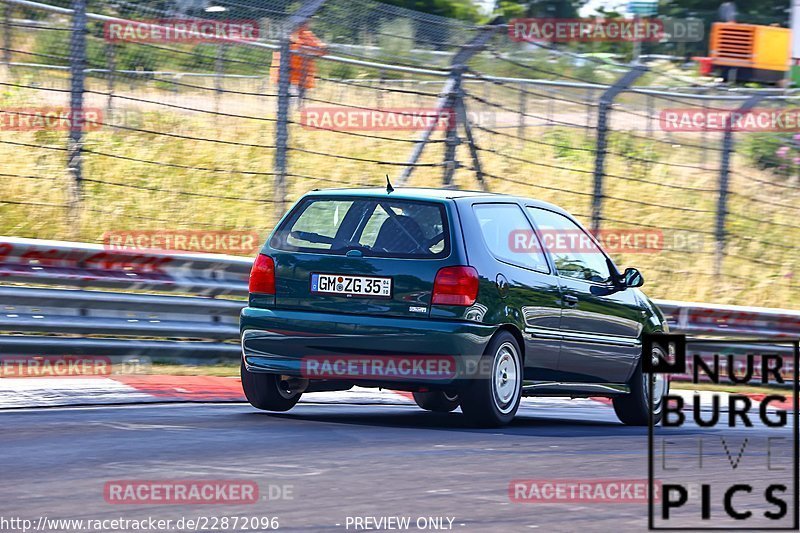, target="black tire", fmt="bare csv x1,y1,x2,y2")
459,331,523,427
613,346,669,426
412,391,460,413
241,362,302,412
